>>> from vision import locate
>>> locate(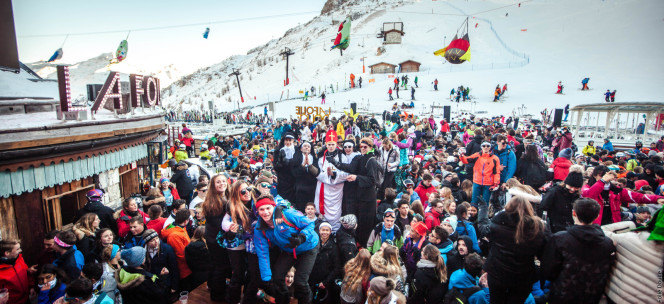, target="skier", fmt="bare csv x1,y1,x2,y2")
564,104,570,121
434,79,438,91
411,86,415,100
311,86,316,96
581,78,590,90
604,90,611,102
610,90,616,102
321,92,326,104
494,85,501,102
502,84,507,96
450,88,455,100
330,84,334,93
396,85,400,99
394,77,399,90
358,77,362,88
464,87,470,101
304,90,309,101
556,81,564,94
414,75,419,88
455,90,461,103
388,88,393,101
